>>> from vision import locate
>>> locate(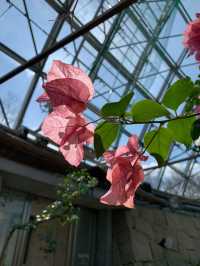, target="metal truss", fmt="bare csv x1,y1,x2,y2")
0,0,199,198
